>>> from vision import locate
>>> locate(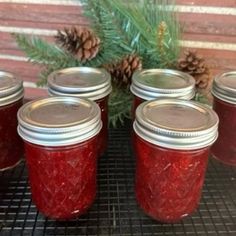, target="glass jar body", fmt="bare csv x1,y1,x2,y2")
24,136,98,220
211,97,236,166
134,133,209,223
95,96,109,156
0,98,24,171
